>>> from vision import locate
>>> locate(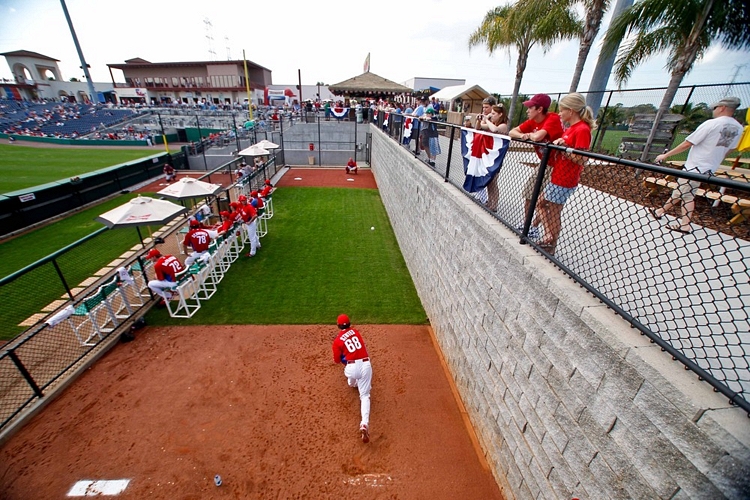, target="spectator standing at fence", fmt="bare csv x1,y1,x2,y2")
163,163,176,183
475,104,509,211
182,219,219,266
324,100,331,121
508,94,563,240
650,97,743,234
419,108,442,167
536,93,595,254
146,249,186,303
